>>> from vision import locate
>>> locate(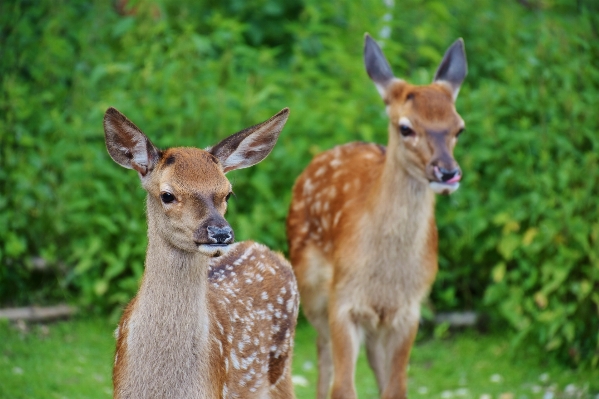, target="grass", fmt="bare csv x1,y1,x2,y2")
0,317,597,399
